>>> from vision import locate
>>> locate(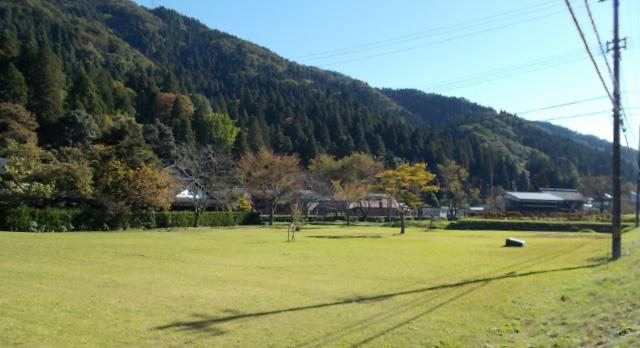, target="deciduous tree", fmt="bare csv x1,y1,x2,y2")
309,152,383,223
175,144,243,226
240,148,302,225
193,112,240,150
0,103,38,147
438,160,477,220
376,162,438,234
